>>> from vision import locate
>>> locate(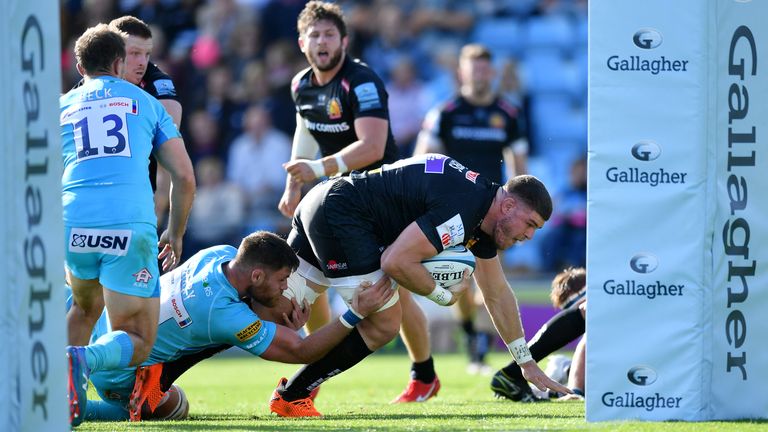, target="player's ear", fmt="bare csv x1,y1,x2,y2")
76,63,85,77
251,268,265,285
298,36,305,53
341,35,349,50
502,196,516,215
